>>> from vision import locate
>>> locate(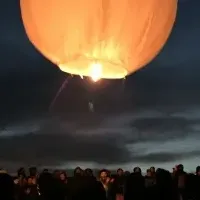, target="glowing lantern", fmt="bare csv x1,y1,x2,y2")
20,0,177,80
